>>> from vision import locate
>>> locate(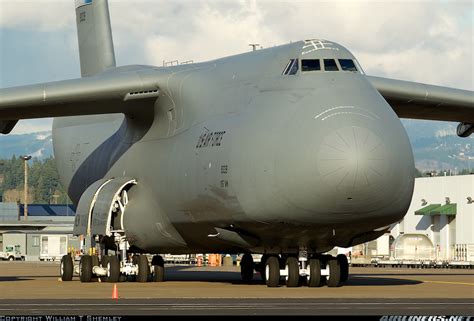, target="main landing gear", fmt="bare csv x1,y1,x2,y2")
242,252,349,288
60,252,166,283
